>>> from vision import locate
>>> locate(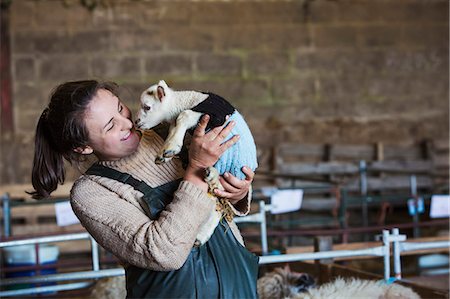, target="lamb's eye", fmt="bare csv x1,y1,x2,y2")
146,91,154,96
142,104,151,112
